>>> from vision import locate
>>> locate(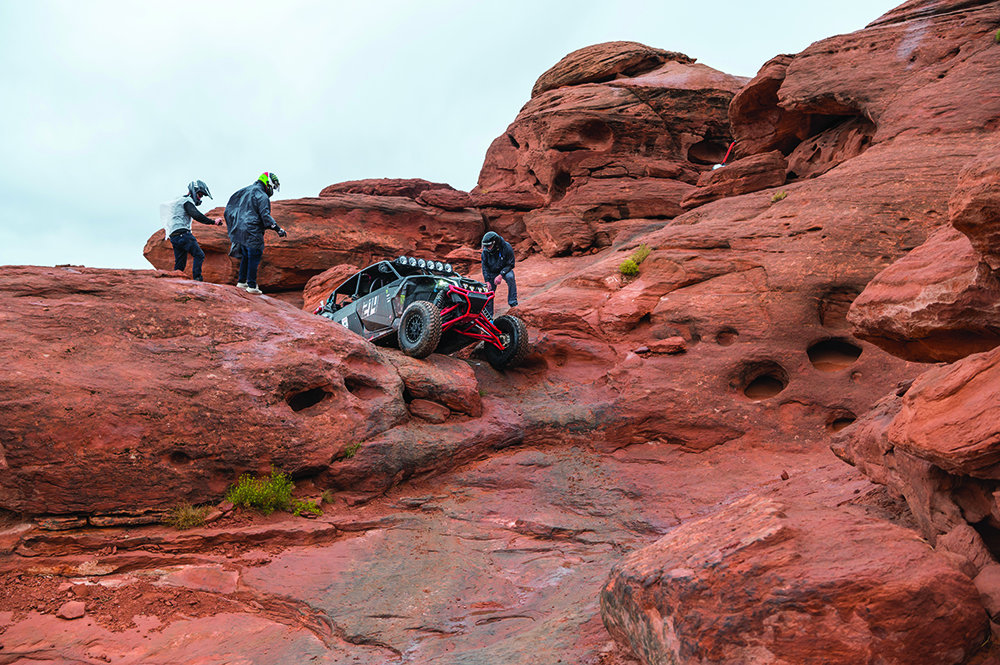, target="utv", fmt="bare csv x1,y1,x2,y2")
315,256,529,370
